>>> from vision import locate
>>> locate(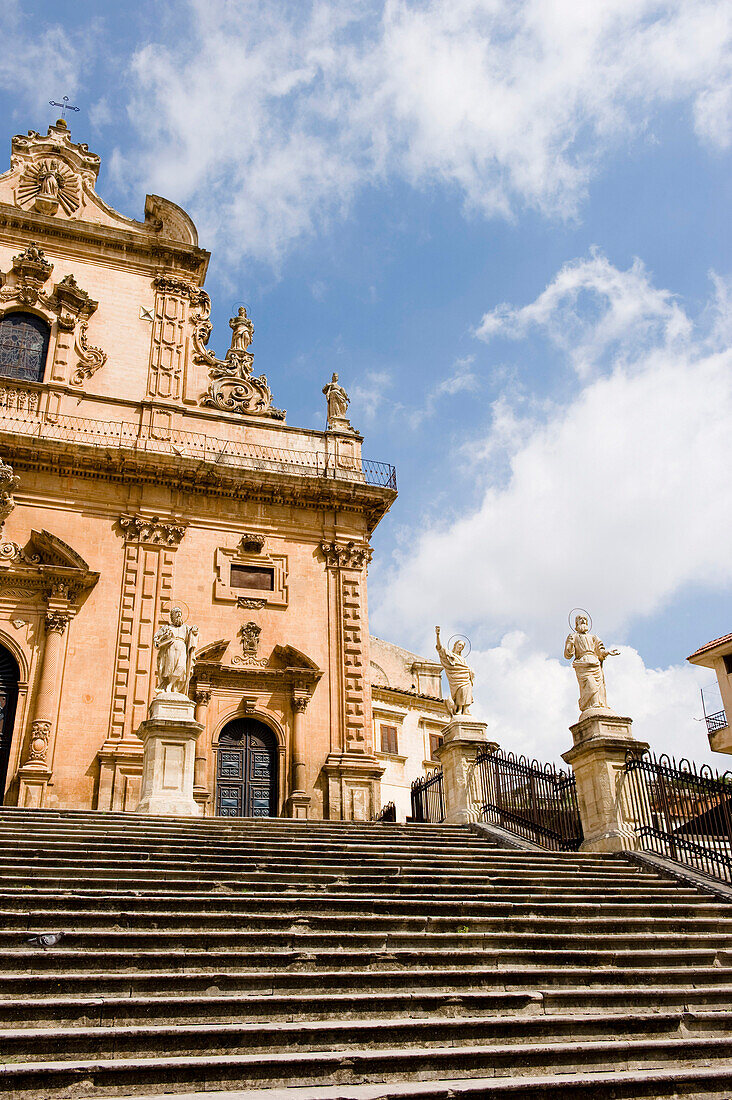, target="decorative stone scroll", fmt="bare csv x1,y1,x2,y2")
0,455,19,530
193,301,285,420
71,323,107,385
